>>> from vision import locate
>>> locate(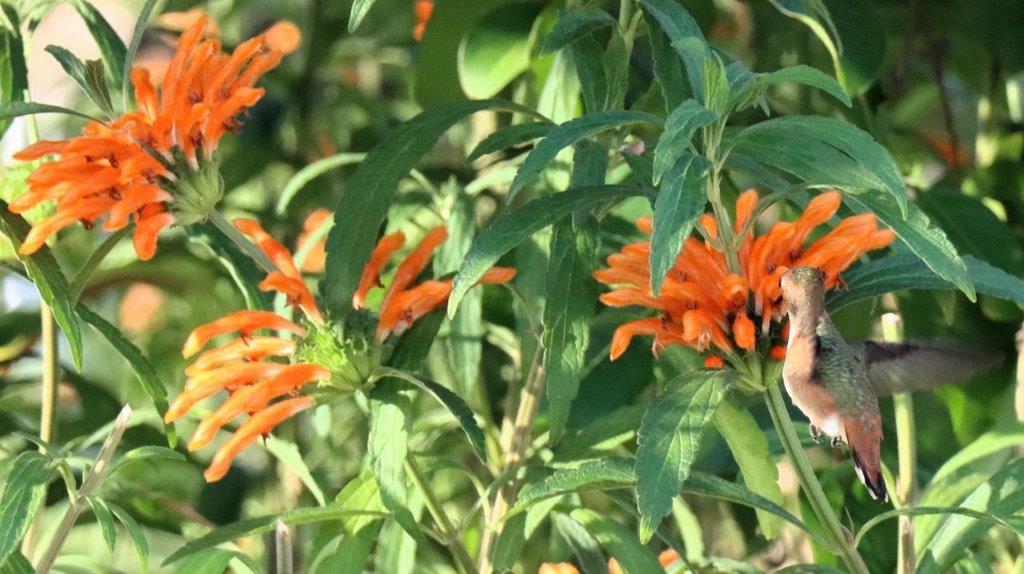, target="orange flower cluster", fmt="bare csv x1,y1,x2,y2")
166,222,514,481
10,16,298,260
594,191,895,362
